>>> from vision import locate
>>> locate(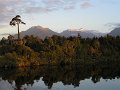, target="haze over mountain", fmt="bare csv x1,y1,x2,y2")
13,26,106,39
109,27,120,36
